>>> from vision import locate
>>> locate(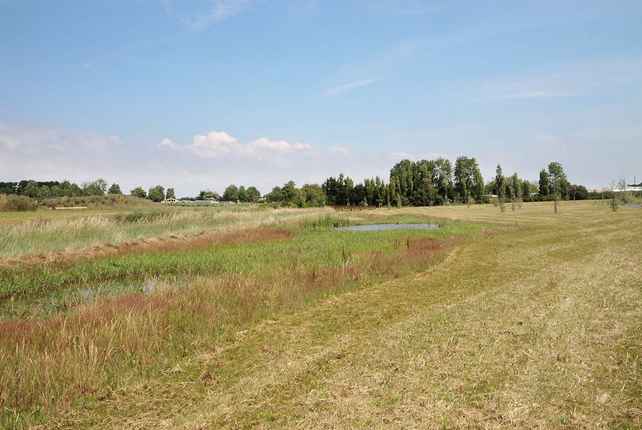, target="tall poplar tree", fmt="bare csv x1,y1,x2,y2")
495,164,506,212
511,172,521,211
539,170,550,196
